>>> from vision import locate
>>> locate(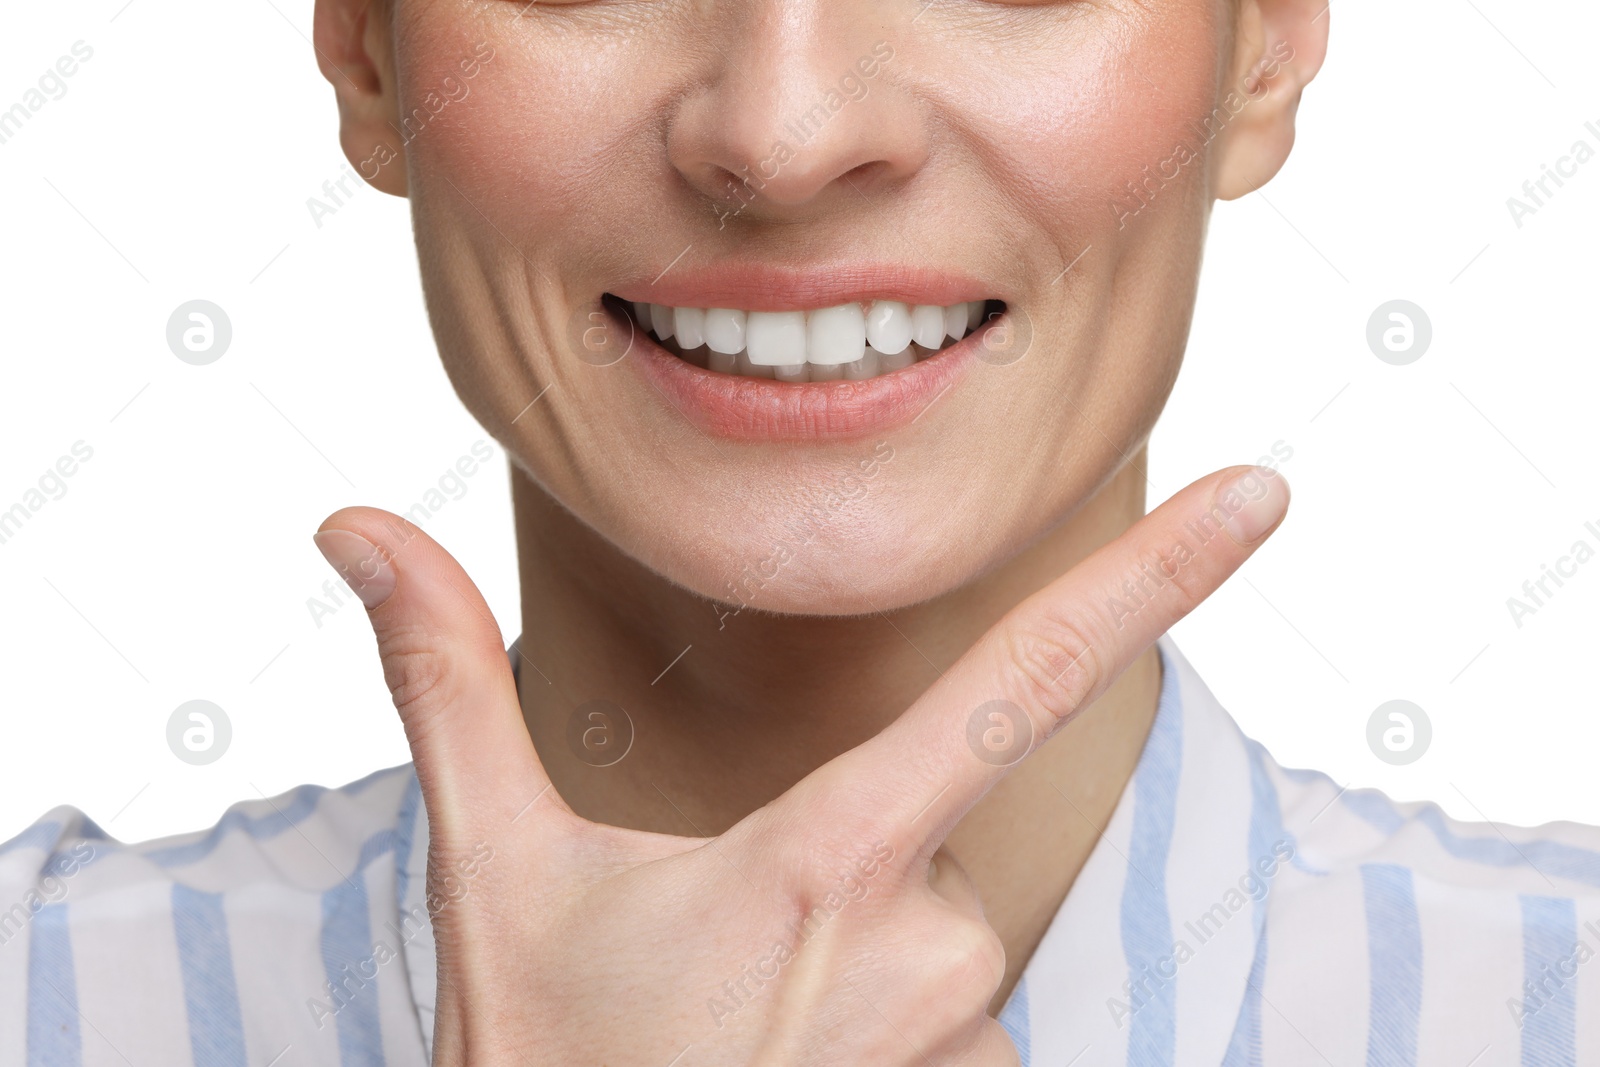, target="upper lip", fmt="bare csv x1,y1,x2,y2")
610,262,998,312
